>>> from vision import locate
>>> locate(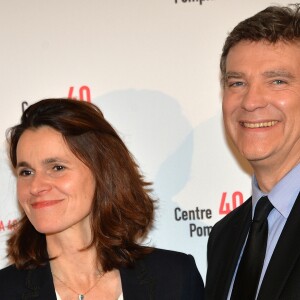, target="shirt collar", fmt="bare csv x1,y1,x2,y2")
252,163,300,219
